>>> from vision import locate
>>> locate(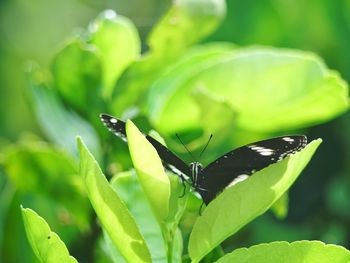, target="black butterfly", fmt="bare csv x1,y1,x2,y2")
100,114,307,205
